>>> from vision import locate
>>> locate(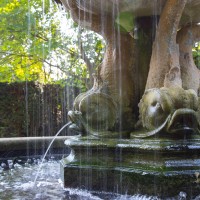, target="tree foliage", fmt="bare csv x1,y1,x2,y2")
0,0,105,90
193,42,200,69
